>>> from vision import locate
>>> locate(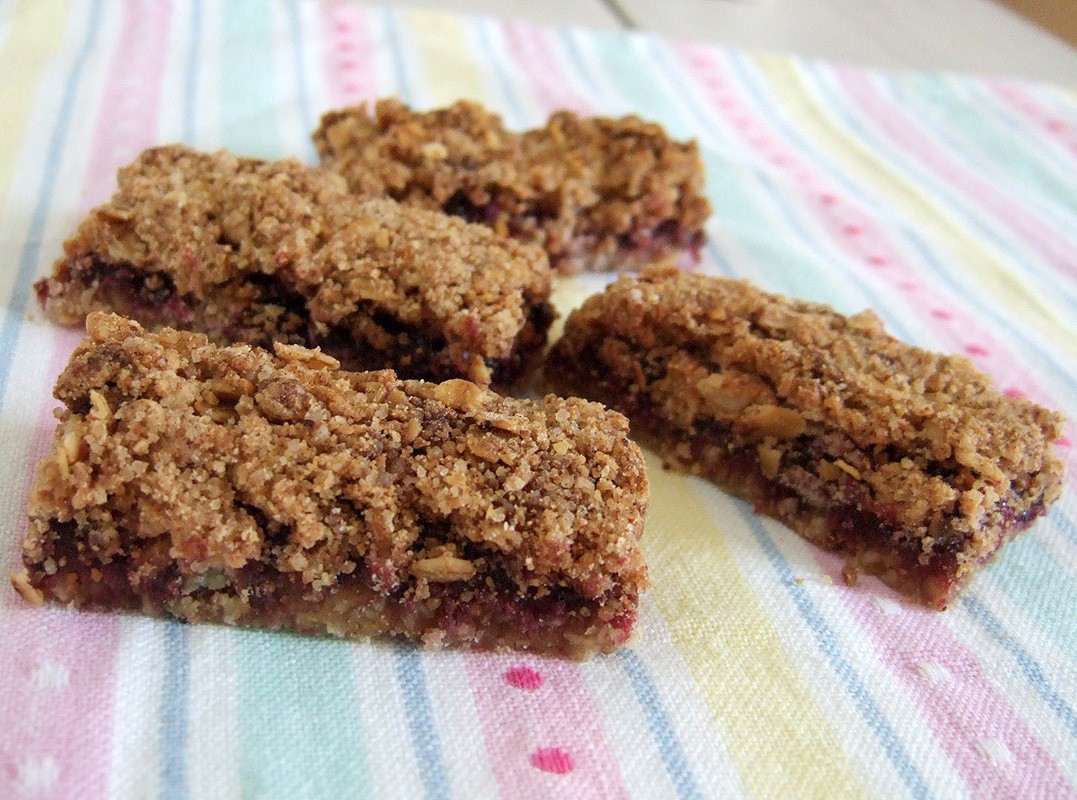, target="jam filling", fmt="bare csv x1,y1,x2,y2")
556,347,1051,609
439,190,705,272
31,520,636,656
38,256,553,386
